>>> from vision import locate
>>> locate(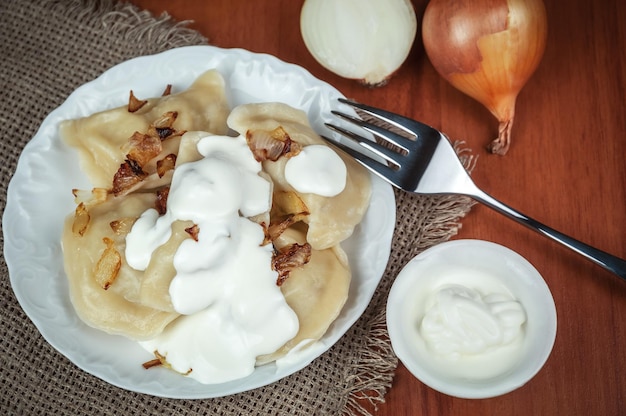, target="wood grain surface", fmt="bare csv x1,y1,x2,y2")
129,1,626,414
